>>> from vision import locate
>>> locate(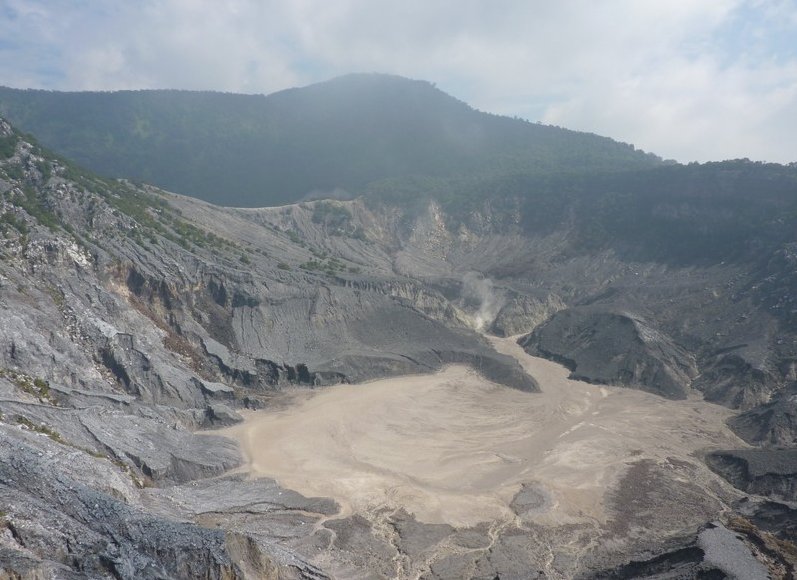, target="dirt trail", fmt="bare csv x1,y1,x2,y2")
221,337,744,528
